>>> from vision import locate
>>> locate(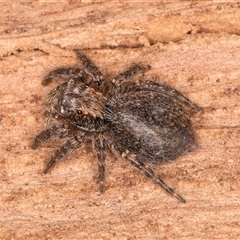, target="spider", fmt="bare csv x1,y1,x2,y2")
31,50,202,203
